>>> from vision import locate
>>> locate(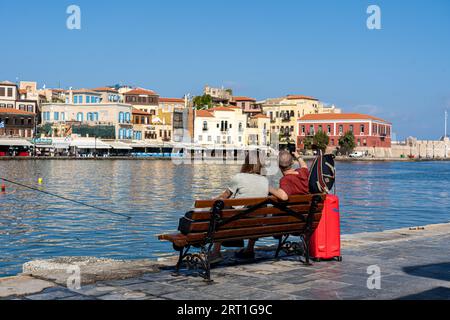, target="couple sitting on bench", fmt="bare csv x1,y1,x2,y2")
210,150,311,263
